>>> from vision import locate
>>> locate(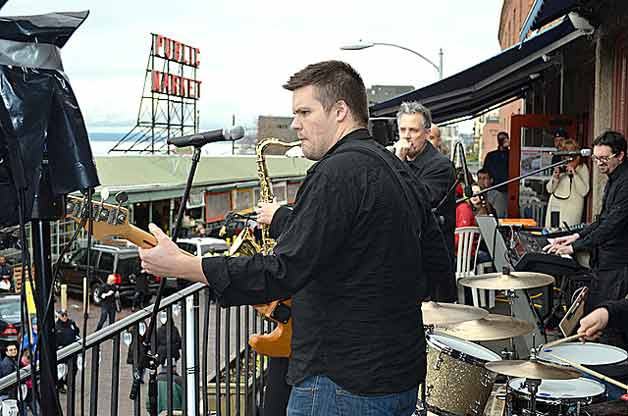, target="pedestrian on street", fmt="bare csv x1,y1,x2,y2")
55,310,80,393
96,274,118,331
131,272,150,311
